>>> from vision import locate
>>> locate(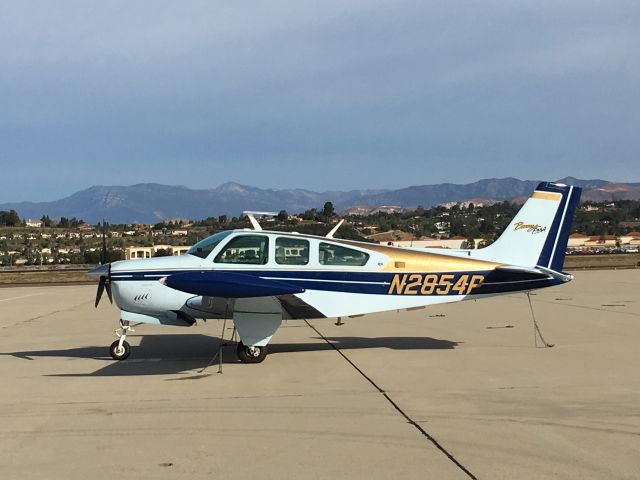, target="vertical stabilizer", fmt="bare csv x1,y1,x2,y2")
475,182,582,270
